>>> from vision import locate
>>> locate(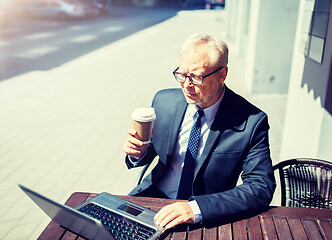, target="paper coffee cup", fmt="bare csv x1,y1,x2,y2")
132,107,156,144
